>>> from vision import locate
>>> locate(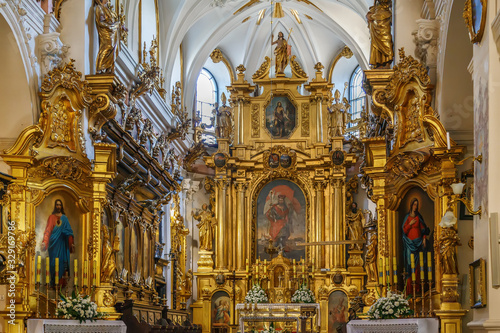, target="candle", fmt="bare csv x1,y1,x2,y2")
385,257,390,284
410,254,416,281
446,132,451,150
264,259,267,273
427,252,432,281
256,261,259,275
93,260,96,285
36,256,41,283
84,260,88,280
55,258,59,285
393,257,398,284
419,252,425,280
302,260,305,273
74,259,78,286
378,258,383,285
246,259,249,273
293,259,296,274
46,257,50,284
